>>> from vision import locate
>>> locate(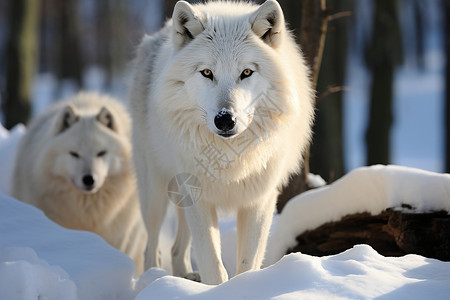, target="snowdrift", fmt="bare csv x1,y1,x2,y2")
0,195,138,300
1,195,450,299
265,165,450,266
1,124,450,299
